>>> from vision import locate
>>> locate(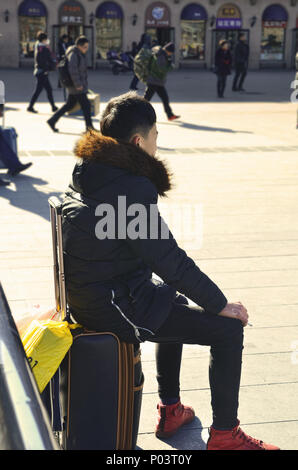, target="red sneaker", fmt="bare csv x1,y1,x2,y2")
168,115,180,121
207,420,280,450
155,400,195,438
